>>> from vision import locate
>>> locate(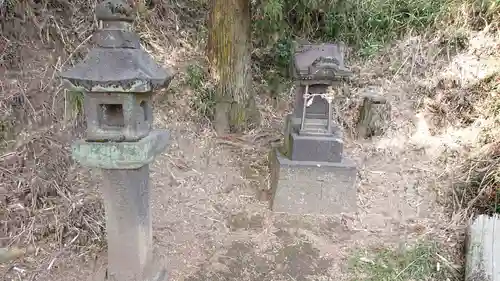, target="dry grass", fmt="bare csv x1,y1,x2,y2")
446,74,500,217
345,20,500,221
1,0,100,253
0,0,208,265
405,29,500,219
